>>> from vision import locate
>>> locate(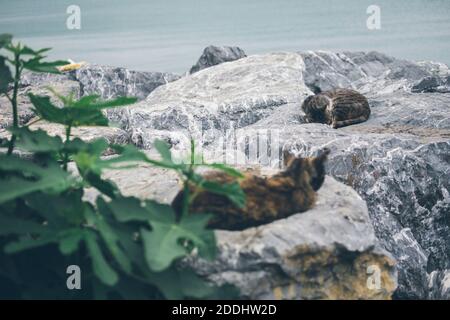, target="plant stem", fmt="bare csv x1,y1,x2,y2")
181,179,190,218
62,124,72,171
7,52,21,155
